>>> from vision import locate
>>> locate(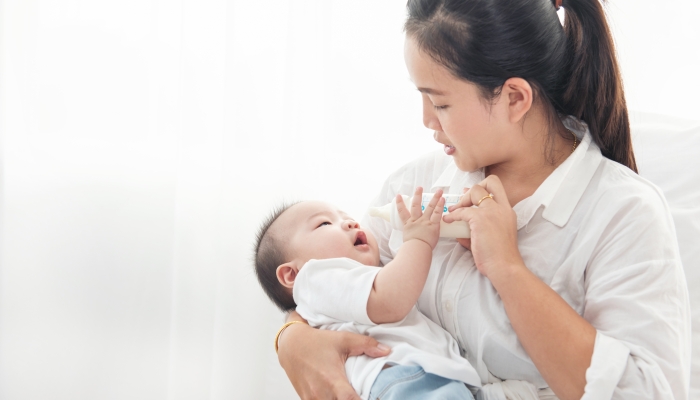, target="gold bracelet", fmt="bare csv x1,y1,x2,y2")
274,320,306,354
